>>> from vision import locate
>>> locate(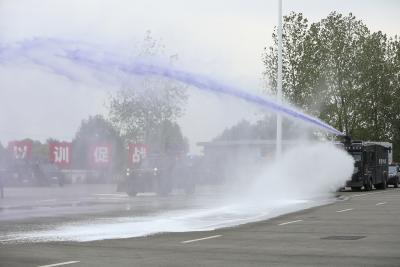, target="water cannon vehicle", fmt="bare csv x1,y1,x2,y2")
342,136,391,191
